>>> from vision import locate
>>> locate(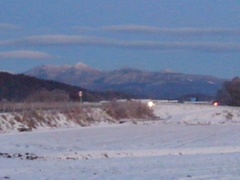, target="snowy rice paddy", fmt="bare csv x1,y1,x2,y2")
0,102,240,179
